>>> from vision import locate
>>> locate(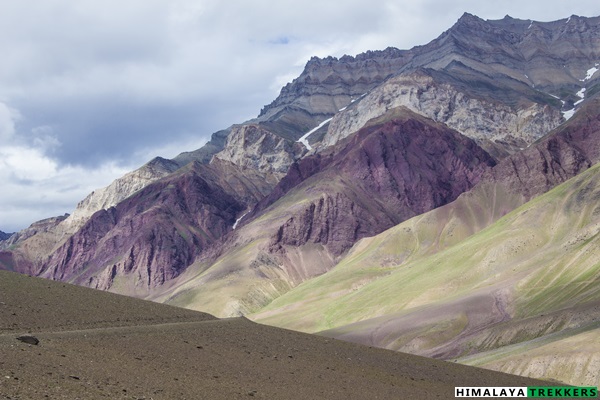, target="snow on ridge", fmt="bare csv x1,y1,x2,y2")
563,87,588,116
297,117,333,151
298,94,367,151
